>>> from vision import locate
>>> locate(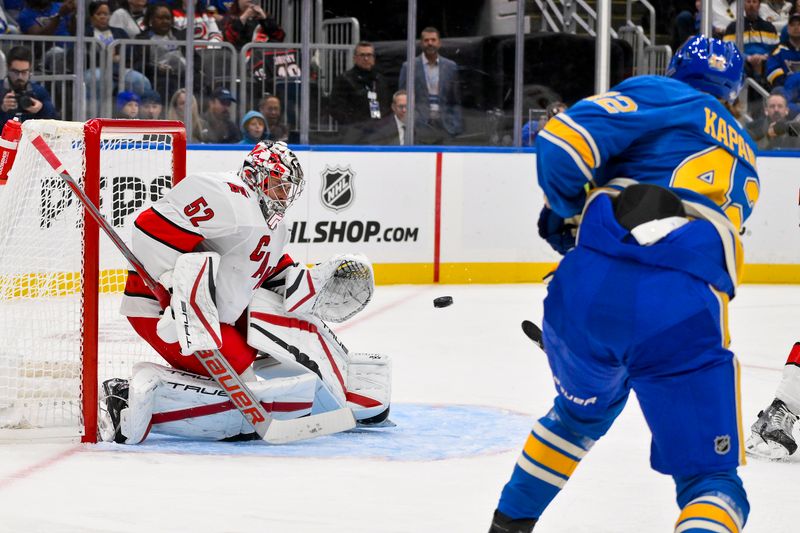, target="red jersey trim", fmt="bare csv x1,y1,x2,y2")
135,207,204,253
